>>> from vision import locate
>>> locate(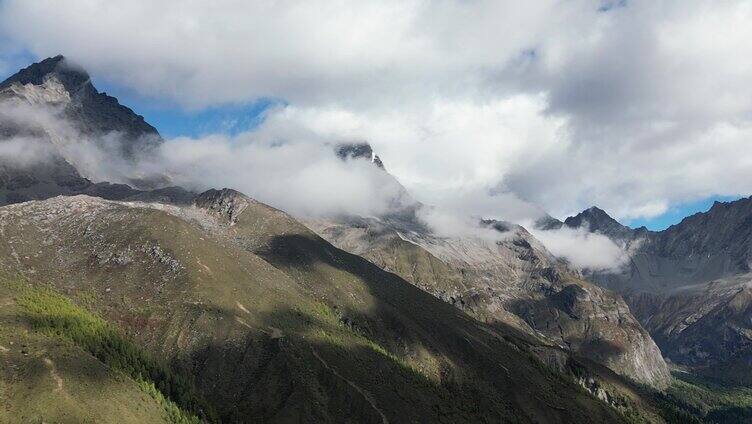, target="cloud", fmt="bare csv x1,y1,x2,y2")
0,135,56,168
0,96,533,244
0,95,150,185
0,97,413,218
1,1,752,223
150,131,410,218
0,98,72,168
1,95,631,273
530,226,630,272
252,98,564,221
0,1,565,108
